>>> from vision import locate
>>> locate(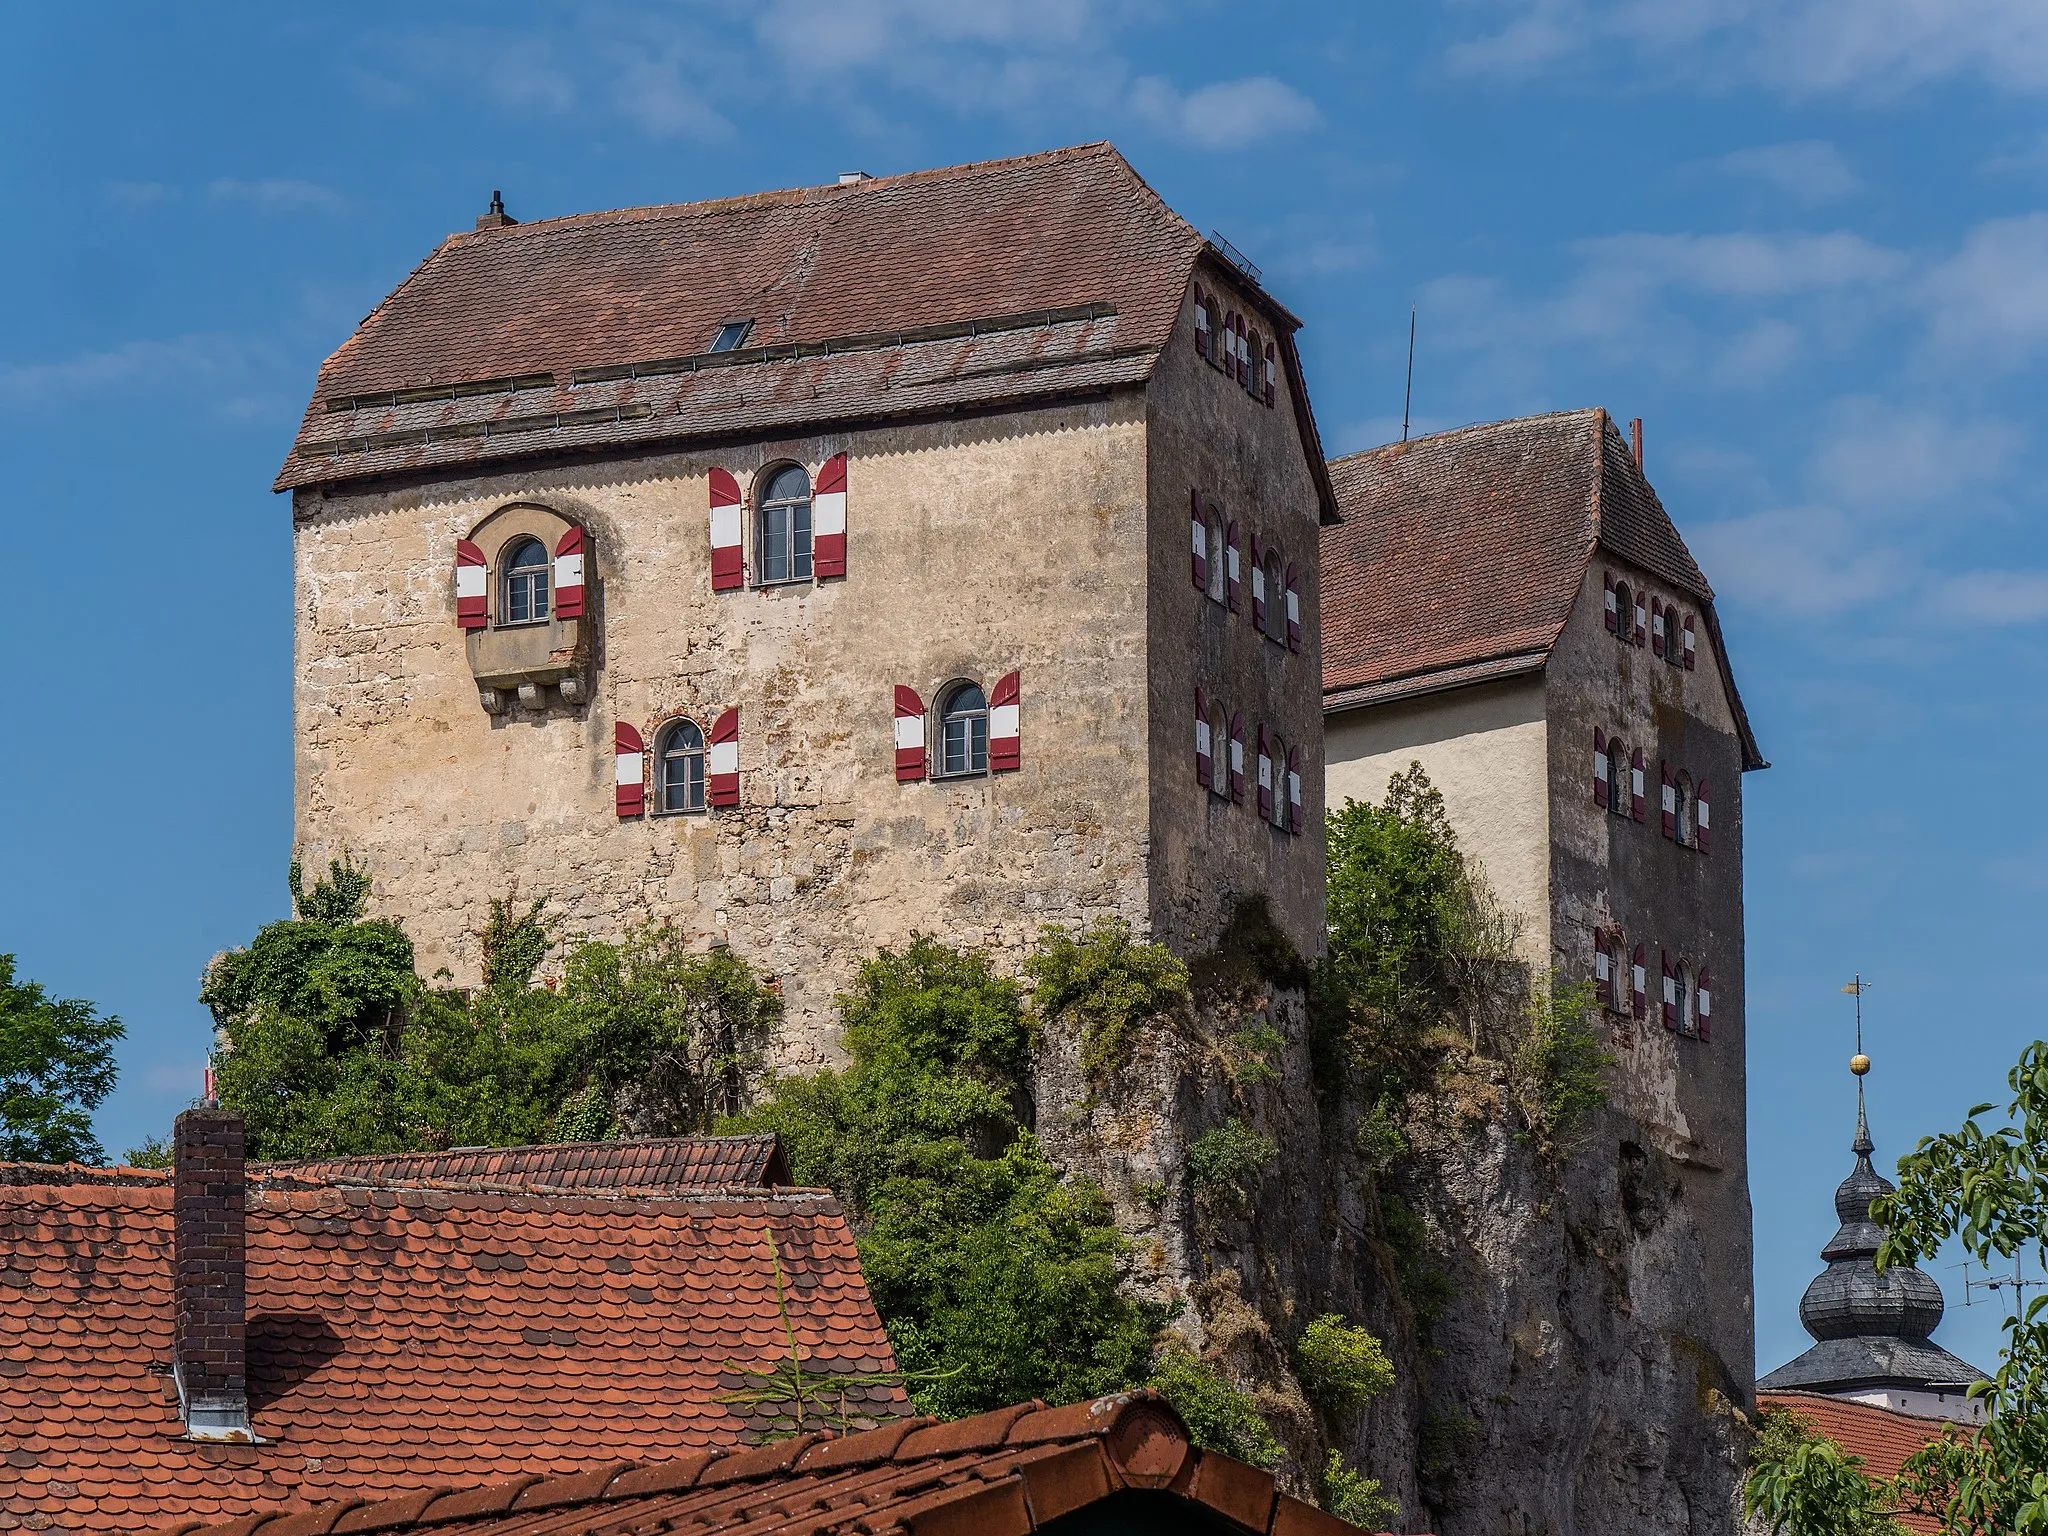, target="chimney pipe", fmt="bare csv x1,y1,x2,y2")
173,1106,253,1441
475,190,516,230
1630,417,1643,469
